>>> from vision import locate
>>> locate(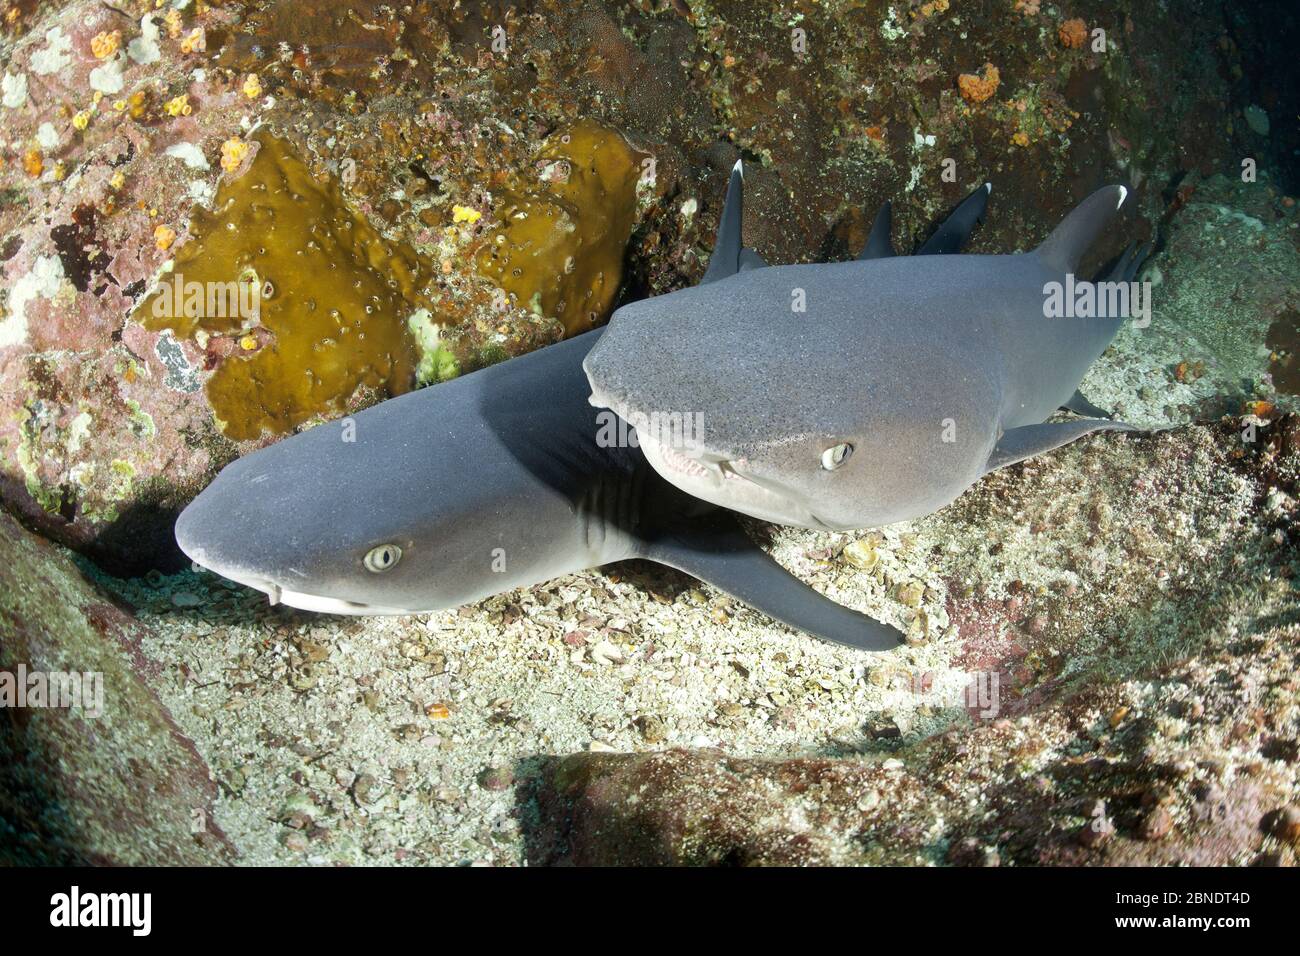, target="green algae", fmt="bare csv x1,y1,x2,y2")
474,342,510,369
428,345,460,383
140,130,438,441
407,309,460,385
475,120,644,338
